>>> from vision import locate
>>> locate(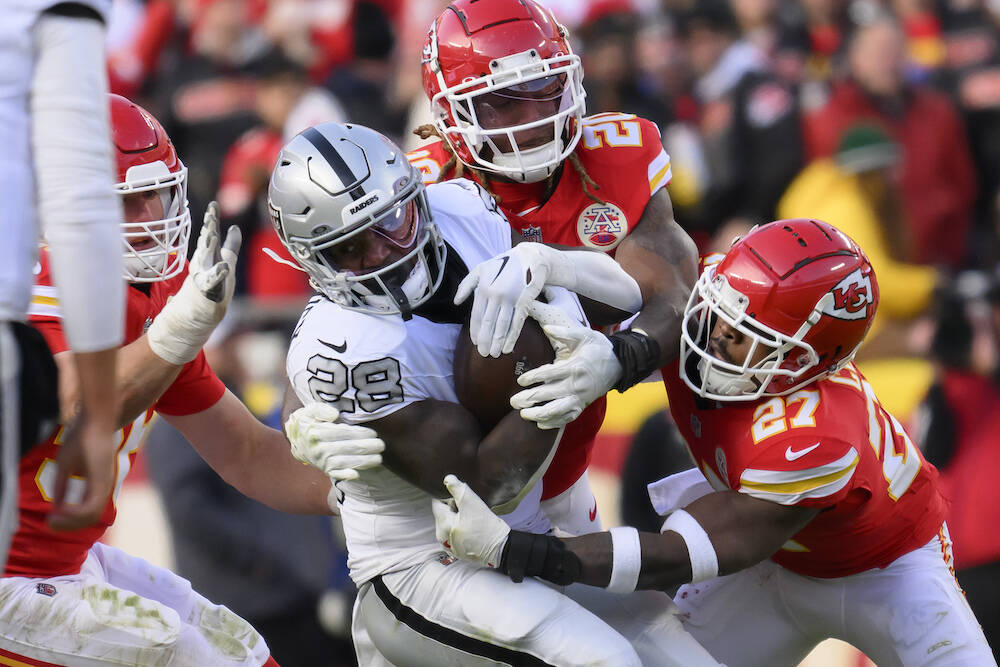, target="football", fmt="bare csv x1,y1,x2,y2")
453,319,555,431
